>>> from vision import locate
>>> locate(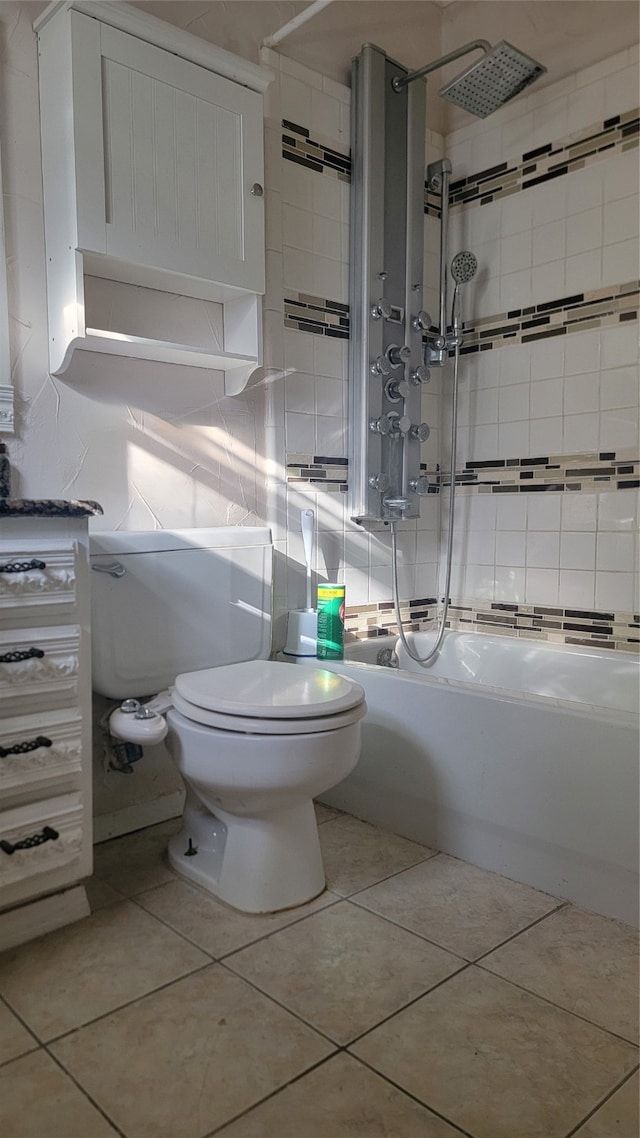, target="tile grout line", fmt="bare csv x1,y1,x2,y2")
203,1052,345,1137
38,959,216,1047
340,1050,478,1138
44,1046,130,1138
347,888,568,966
561,1062,640,1138
473,959,640,1048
